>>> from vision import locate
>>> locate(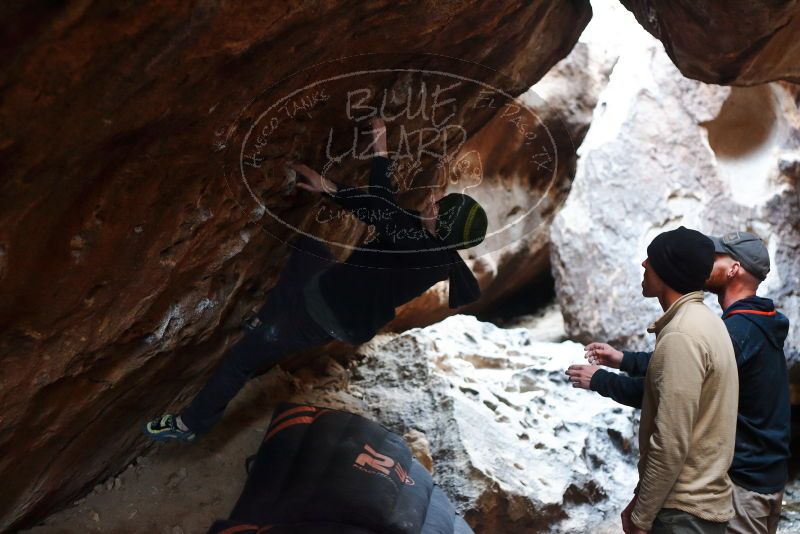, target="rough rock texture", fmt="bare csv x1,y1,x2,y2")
0,2,593,529
620,0,800,85
24,311,638,533
550,21,800,365
390,12,618,330
779,479,800,532
353,314,639,533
